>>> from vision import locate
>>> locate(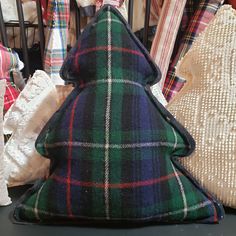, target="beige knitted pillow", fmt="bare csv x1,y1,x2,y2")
167,5,236,208
0,80,11,206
